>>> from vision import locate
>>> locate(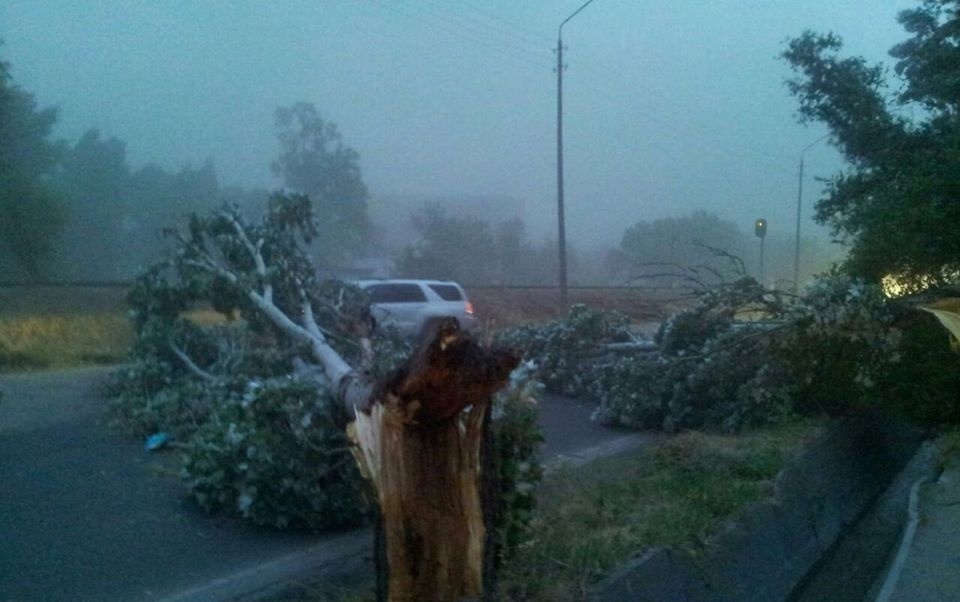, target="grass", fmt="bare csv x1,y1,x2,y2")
937,427,960,469
498,421,820,601
258,421,821,602
0,302,232,373
0,312,134,371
